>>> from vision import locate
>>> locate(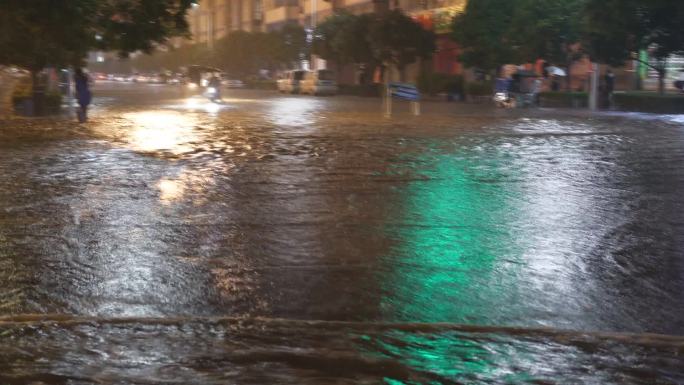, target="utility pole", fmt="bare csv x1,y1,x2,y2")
589,63,599,111
310,0,317,70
